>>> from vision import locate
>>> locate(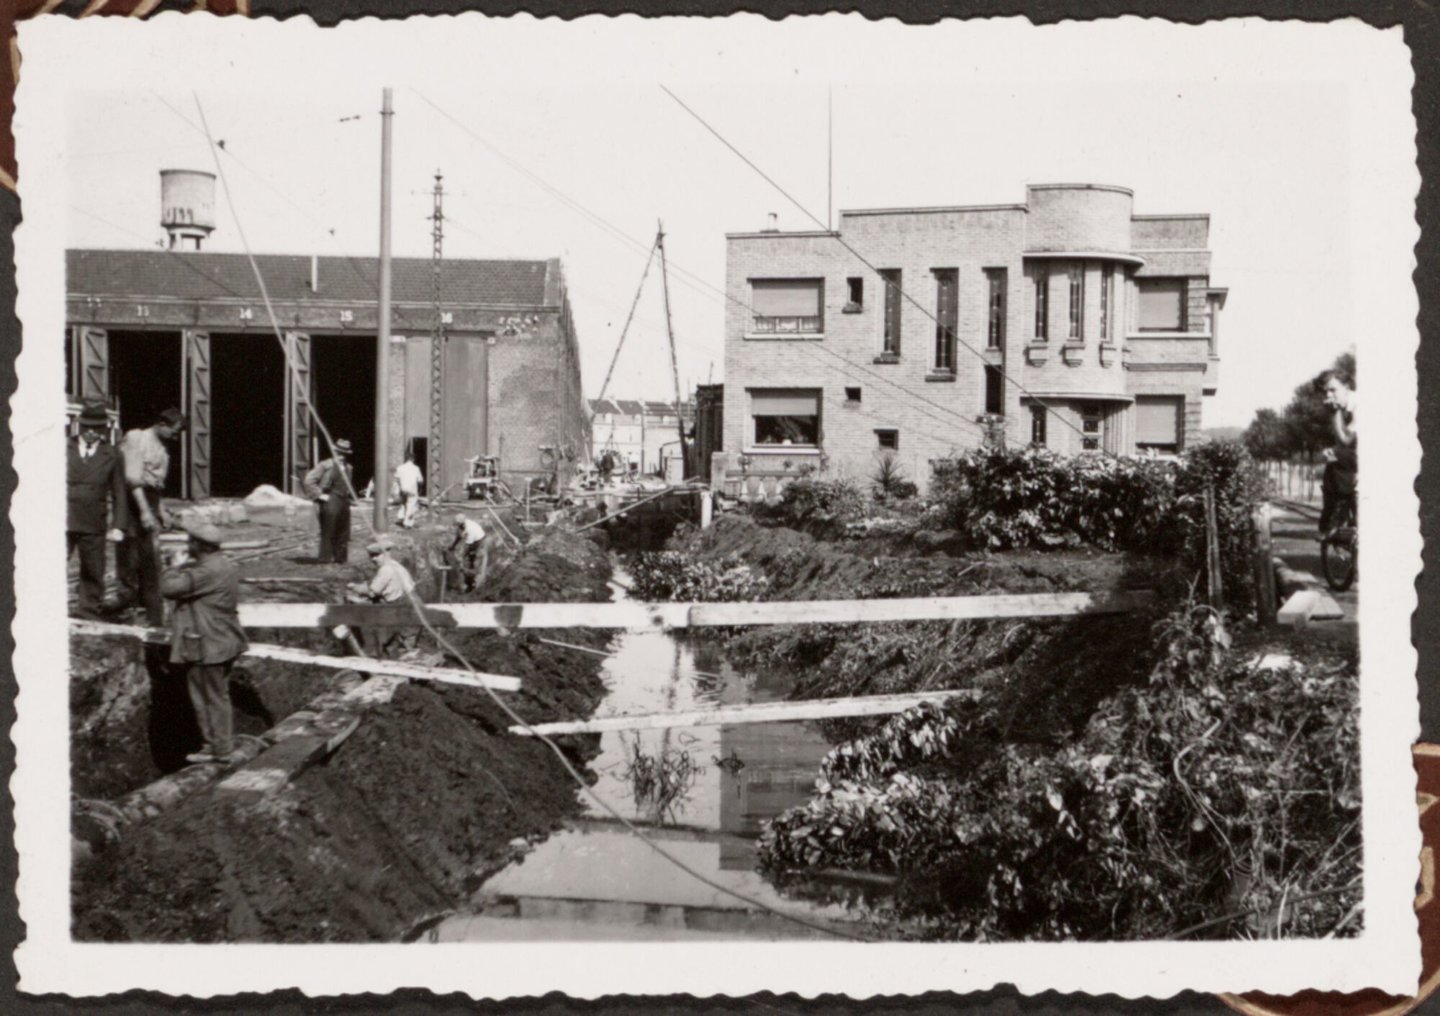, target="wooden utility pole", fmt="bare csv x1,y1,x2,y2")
655,221,689,480
373,87,394,532
1203,486,1224,607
